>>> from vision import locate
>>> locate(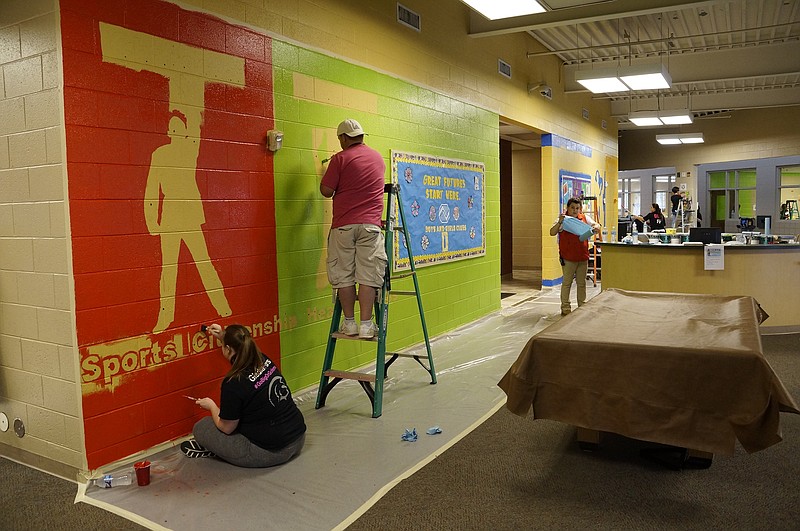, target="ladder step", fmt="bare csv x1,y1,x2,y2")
315,183,436,419
385,352,425,358
331,331,378,341
324,370,376,383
